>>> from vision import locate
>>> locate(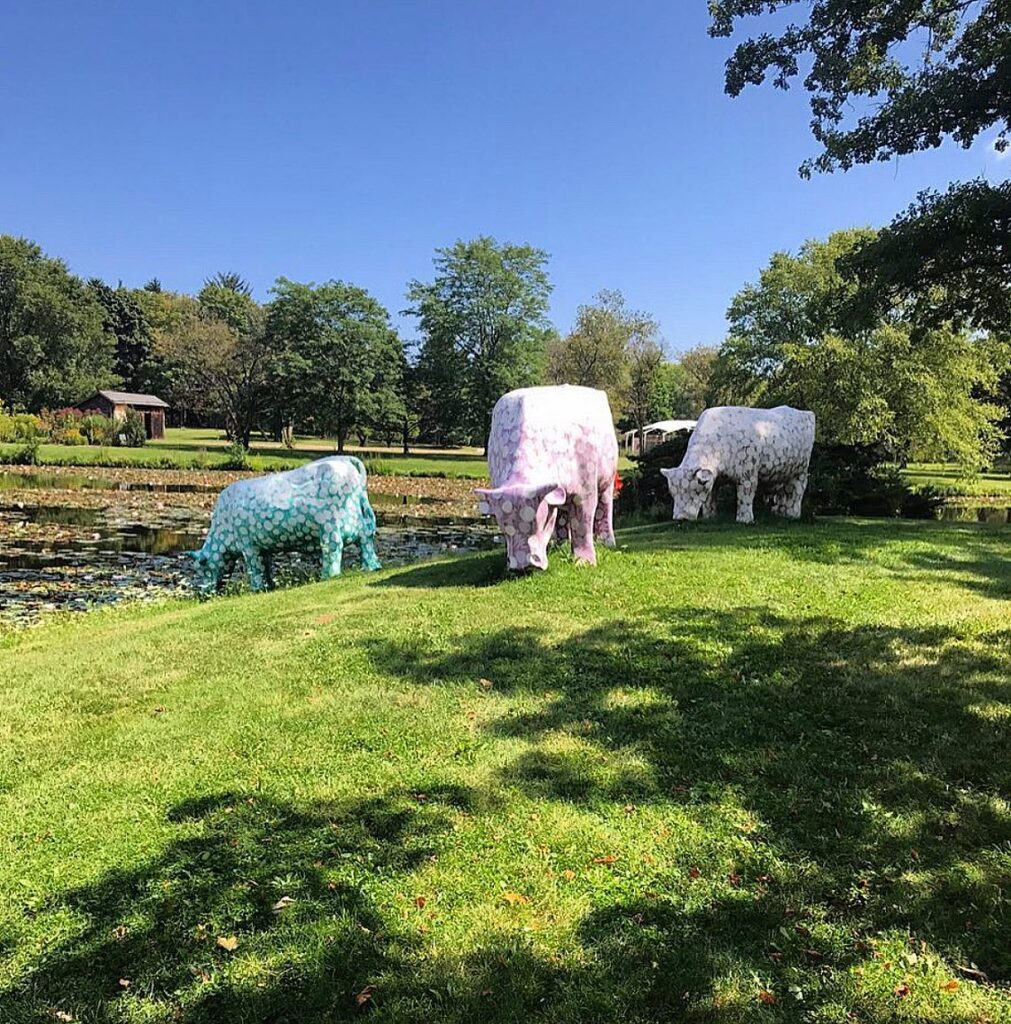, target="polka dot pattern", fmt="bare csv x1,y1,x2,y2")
477,385,619,570
661,406,815,524
192,455,381,593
